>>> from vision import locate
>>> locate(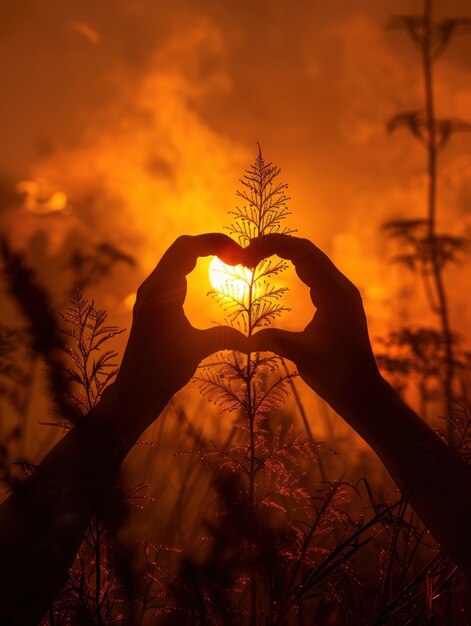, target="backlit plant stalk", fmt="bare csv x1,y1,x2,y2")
195,147,311,622
50,291,125,625
423,0,454,428
385,0,471,426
